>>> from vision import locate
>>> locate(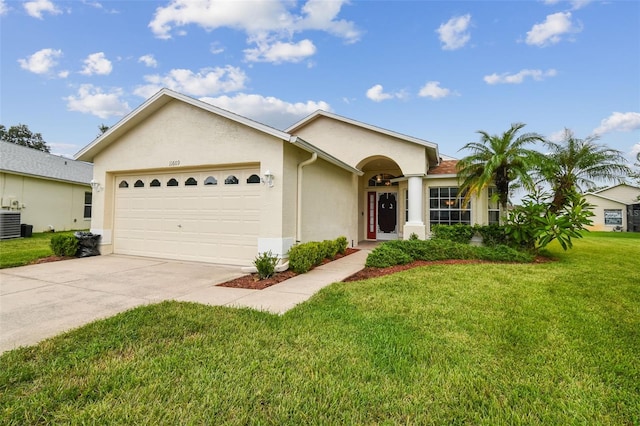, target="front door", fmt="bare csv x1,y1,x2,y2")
367,191,398,240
